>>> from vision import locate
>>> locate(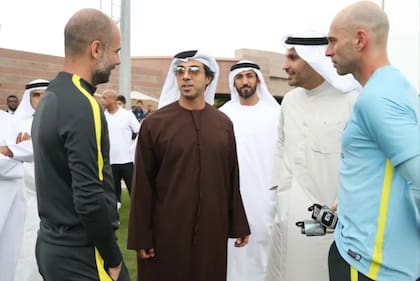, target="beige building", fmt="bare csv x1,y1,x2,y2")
0,47,292,110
